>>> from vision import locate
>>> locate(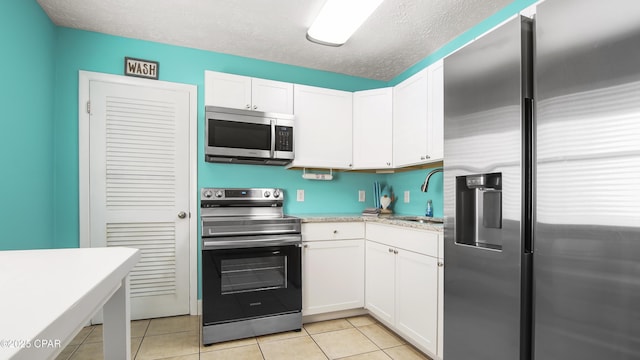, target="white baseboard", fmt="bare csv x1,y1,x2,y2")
303,308,368,324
